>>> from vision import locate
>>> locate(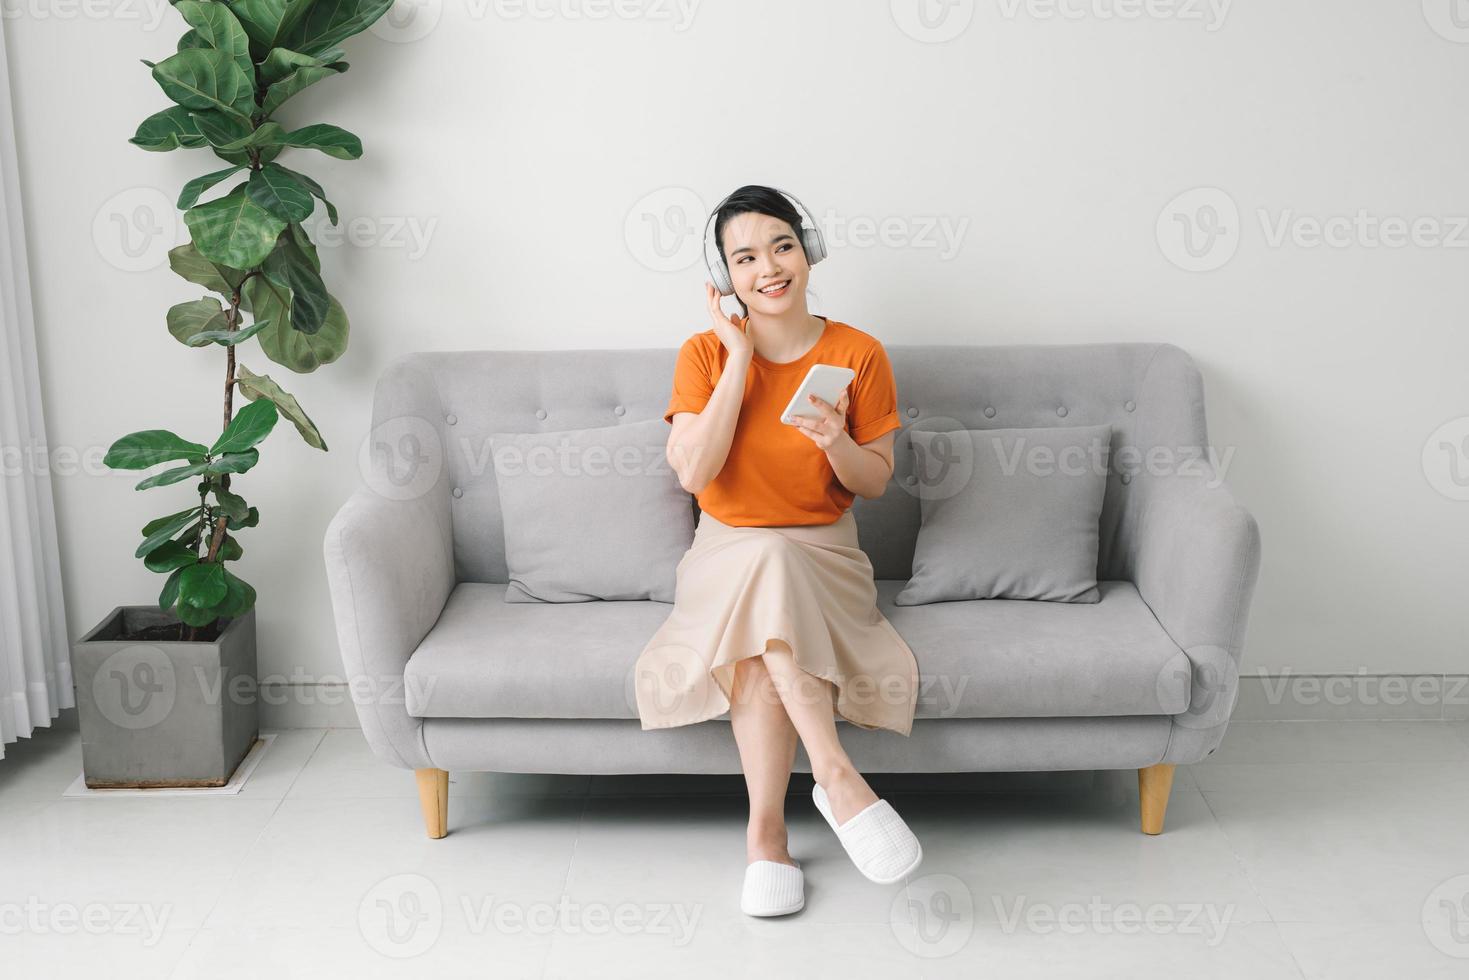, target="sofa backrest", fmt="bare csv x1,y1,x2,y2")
370,342,1209,584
